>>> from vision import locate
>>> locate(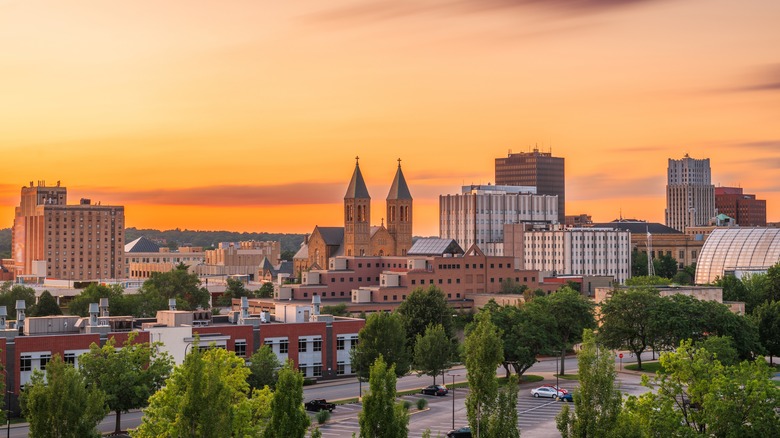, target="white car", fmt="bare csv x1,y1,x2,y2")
531,386,564,398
